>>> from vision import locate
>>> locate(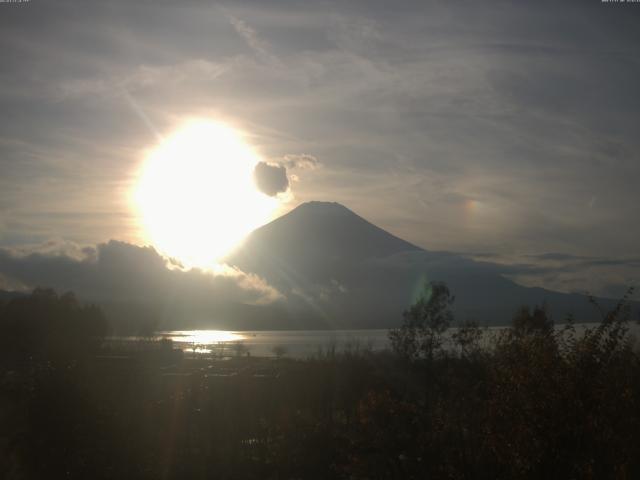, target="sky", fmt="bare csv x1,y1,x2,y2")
1,0,639,299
